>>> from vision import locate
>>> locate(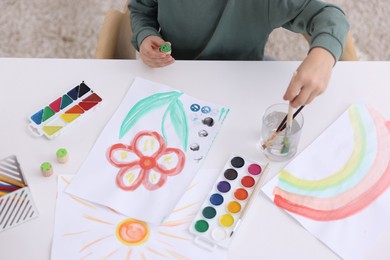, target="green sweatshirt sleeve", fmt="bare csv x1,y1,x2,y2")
128,0,161,51
268,0,349,61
